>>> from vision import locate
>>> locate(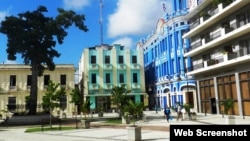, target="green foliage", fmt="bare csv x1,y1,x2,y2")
70,88,81,105
183,103,194,113
0,5,88,115
111,85,131,116
124,100,144,125
199,11,210,17
97,106,104,112
25,126,75,133
42,80,66,113
70,88,82,114
103,118,122,124
25,95,30,110
212,0,233,7
81,99,92,120
221,98,234,115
